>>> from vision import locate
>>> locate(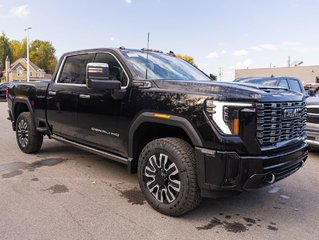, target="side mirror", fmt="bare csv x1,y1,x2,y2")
309,89,316,96
209,74,217,81
86,62,121,90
